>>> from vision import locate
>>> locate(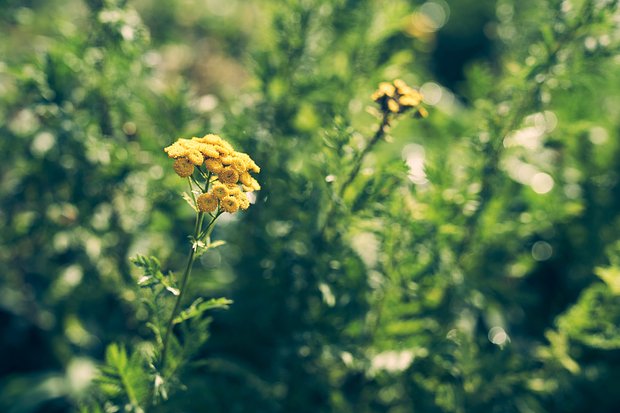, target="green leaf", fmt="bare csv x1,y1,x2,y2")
98,344,150,410
595,266,620,295
194,239,227,258
131,255,179,295
208,240,226,249
131,255,161,275
556,284,620,350
159,272,180,296
173,297,233,325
